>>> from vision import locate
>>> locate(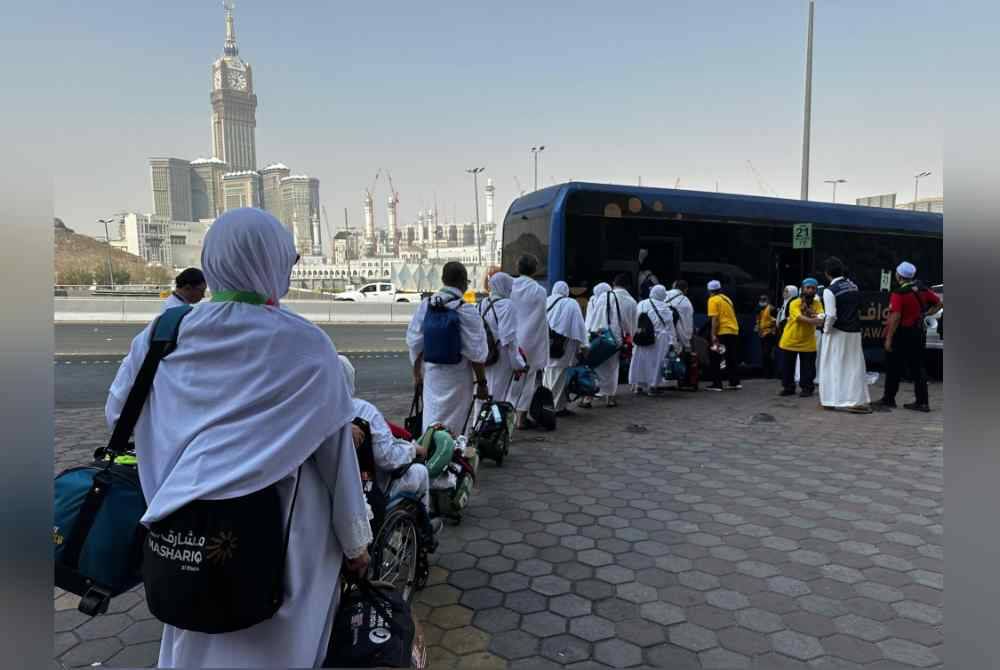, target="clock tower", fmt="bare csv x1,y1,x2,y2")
211,3,257,172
